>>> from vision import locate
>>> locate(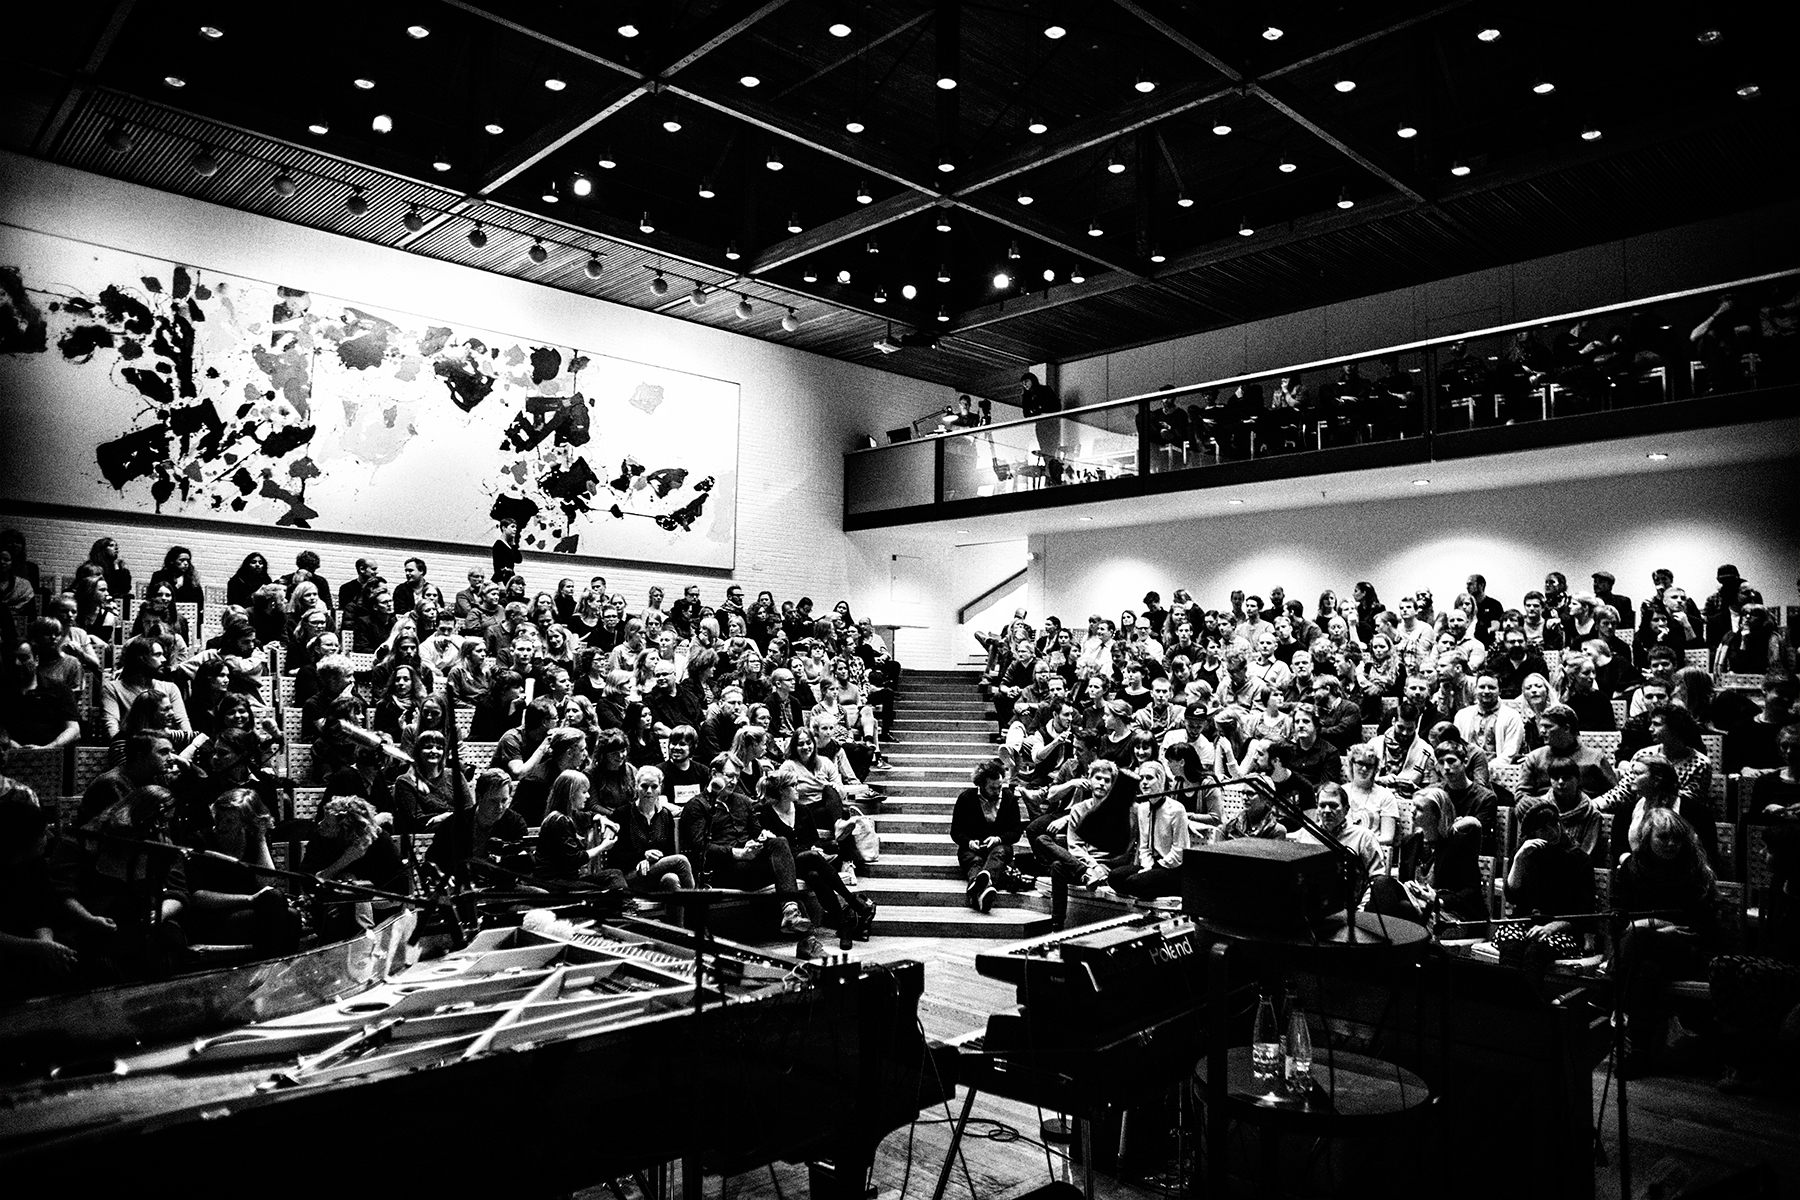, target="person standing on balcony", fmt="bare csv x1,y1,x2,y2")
1020,372,1061,485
